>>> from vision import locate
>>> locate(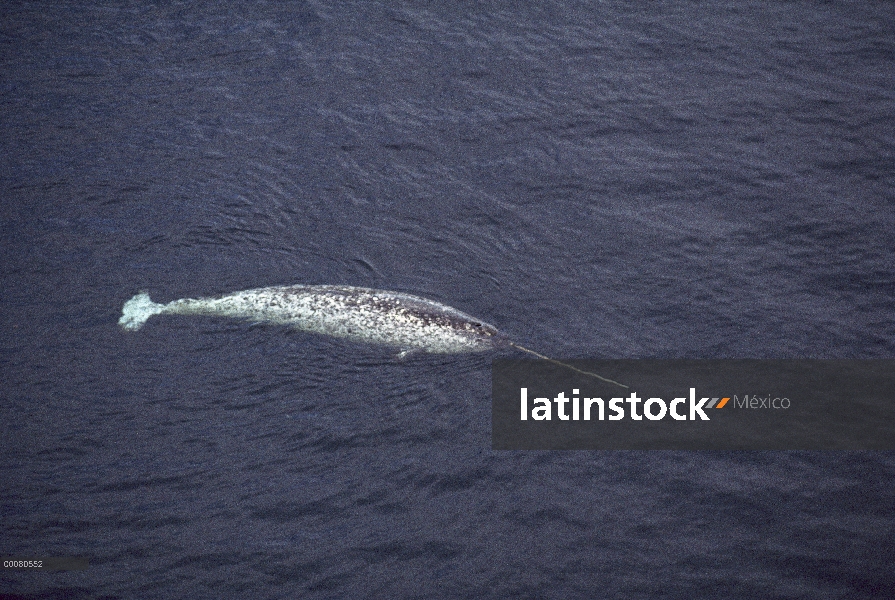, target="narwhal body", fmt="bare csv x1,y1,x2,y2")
120,284,628,387
119,285,507,354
